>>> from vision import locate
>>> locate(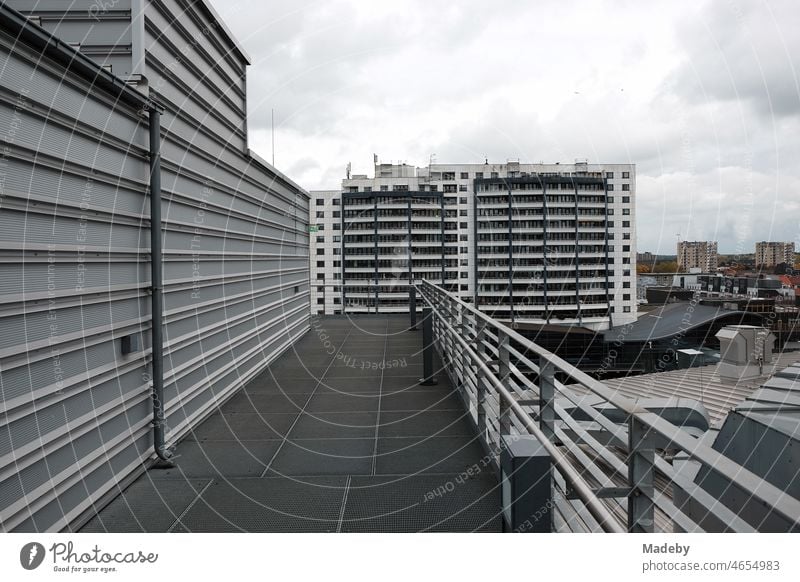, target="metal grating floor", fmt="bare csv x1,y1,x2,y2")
80,315,502,532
